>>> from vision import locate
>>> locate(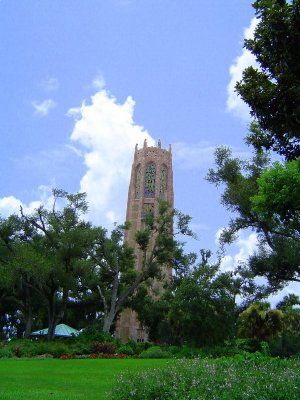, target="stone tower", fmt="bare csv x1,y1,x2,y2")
116,139,174,342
